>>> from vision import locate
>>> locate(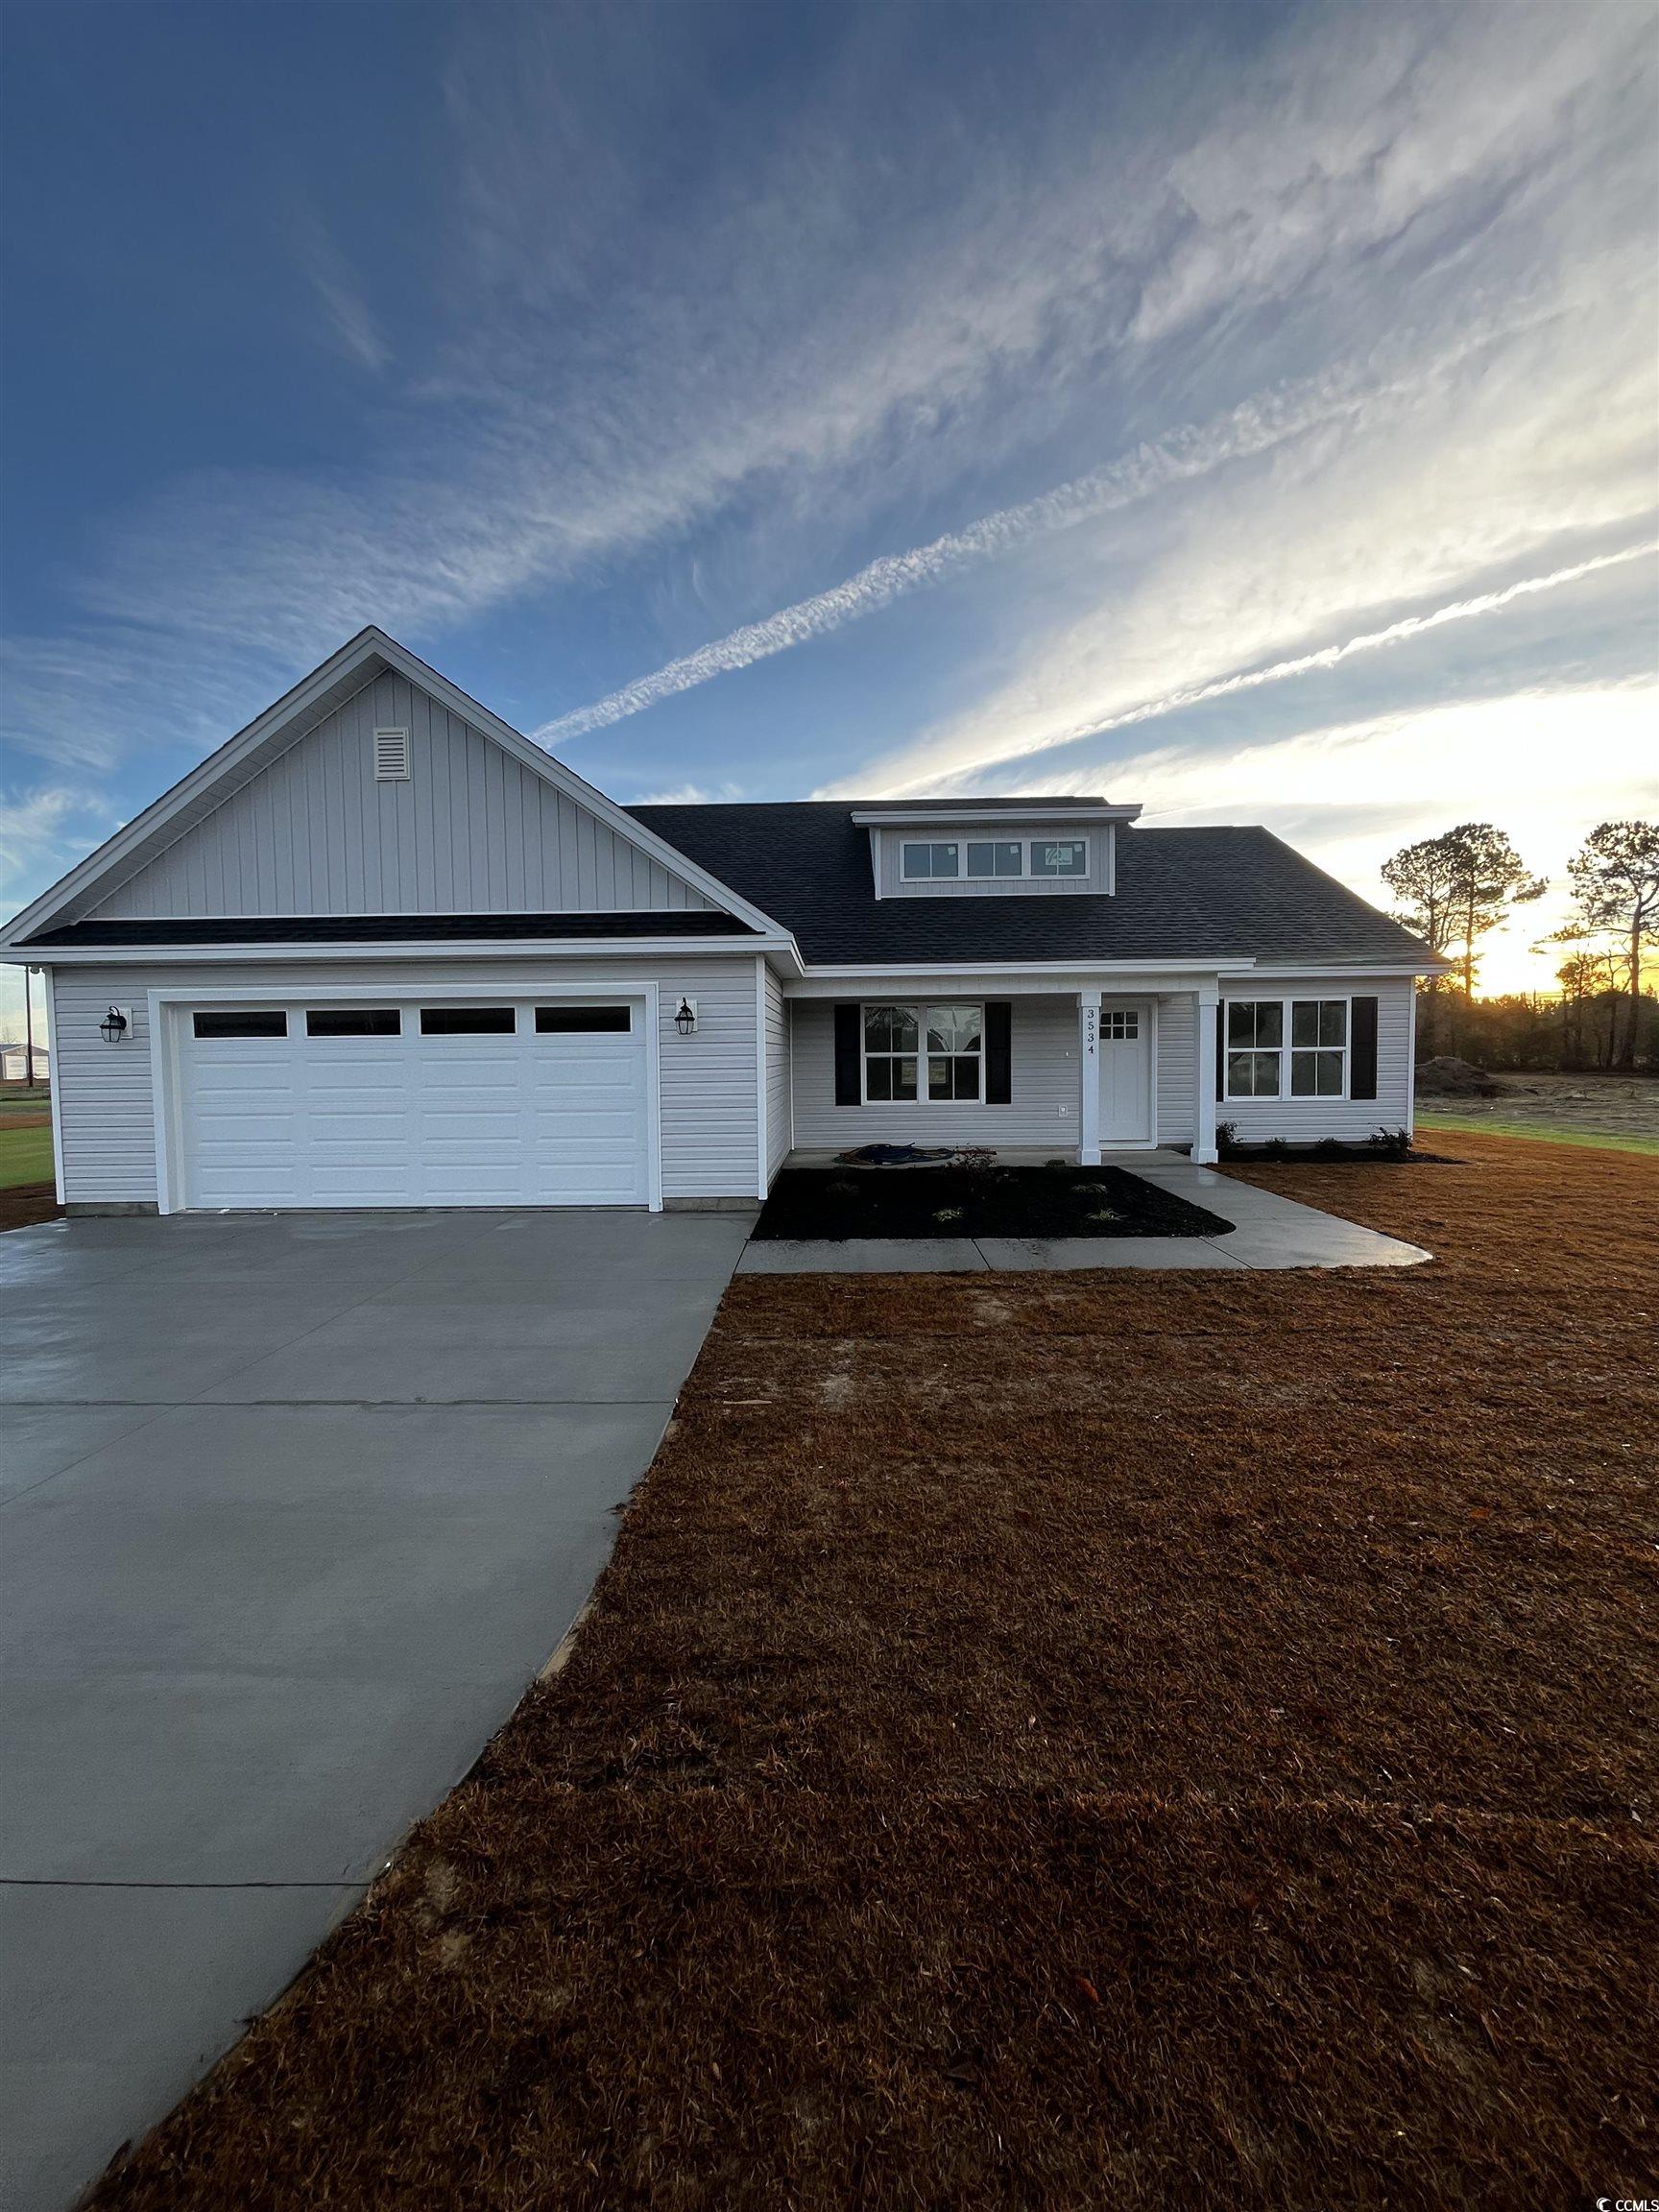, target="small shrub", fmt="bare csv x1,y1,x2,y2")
1313,1137,1346,1159
1263,1137,1290,1158
1368,1126,1414,1161
1214,1120,1240,1159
